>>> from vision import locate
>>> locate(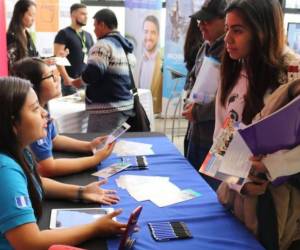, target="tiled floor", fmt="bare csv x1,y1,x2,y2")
153,117,188,155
